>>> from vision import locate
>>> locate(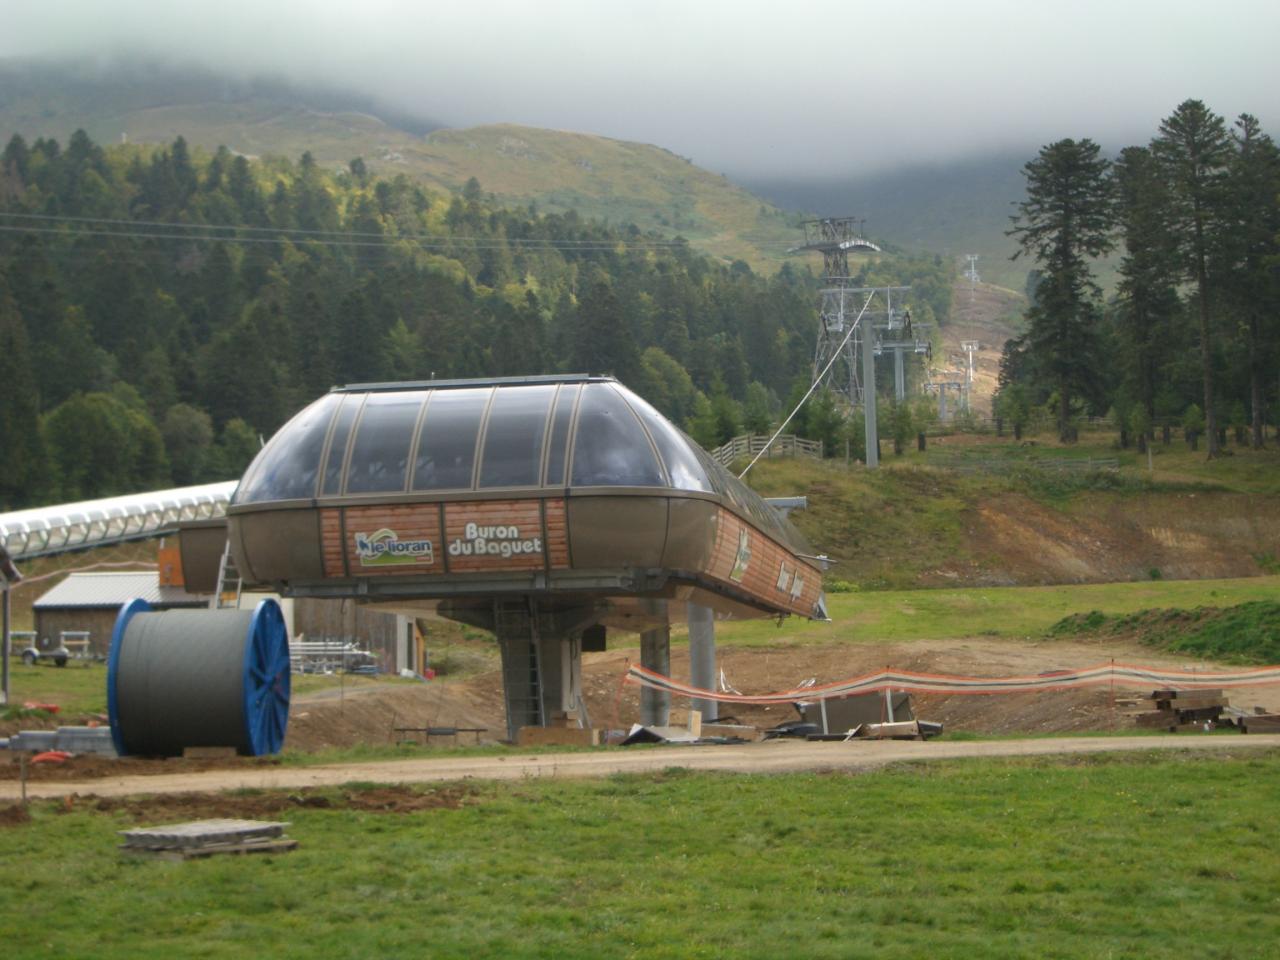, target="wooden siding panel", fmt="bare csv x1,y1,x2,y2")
543,499,570,569
320,509,345,577
444,500,546,572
